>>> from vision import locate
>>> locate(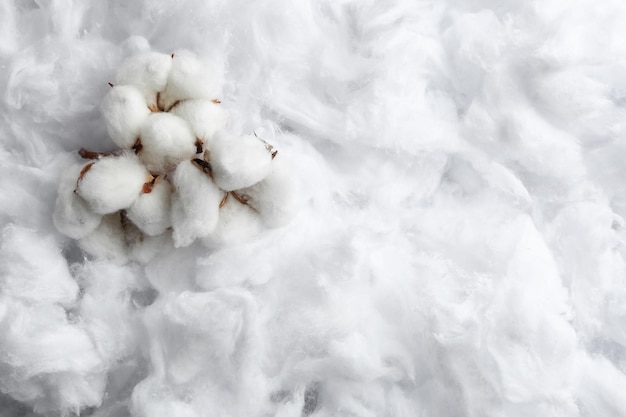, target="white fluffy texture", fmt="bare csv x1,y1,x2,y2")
115,52,172,107
158,49,223,111
170,160,223,248
139,112,197,173
200,194,263,248
240,154,300,228
0,225,77,306
101,85,151,149
210,131,274,191
4,1,626,416
77,153,151,214
126,178,173,236
169,99,230,145
53,164,102,239
79,213,129,264
131,289,262,417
